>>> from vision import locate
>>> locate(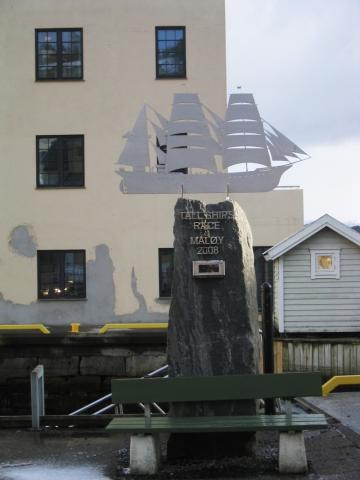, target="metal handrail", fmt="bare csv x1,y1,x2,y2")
69,393,112,416
69,364,169,416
